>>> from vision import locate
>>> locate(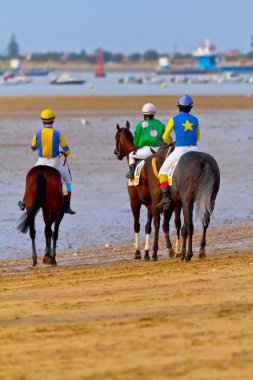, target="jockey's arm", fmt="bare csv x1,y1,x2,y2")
60,134,71,156
133,123,142,147
162,118,174,145
30,134,38,152
197,123,200,141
